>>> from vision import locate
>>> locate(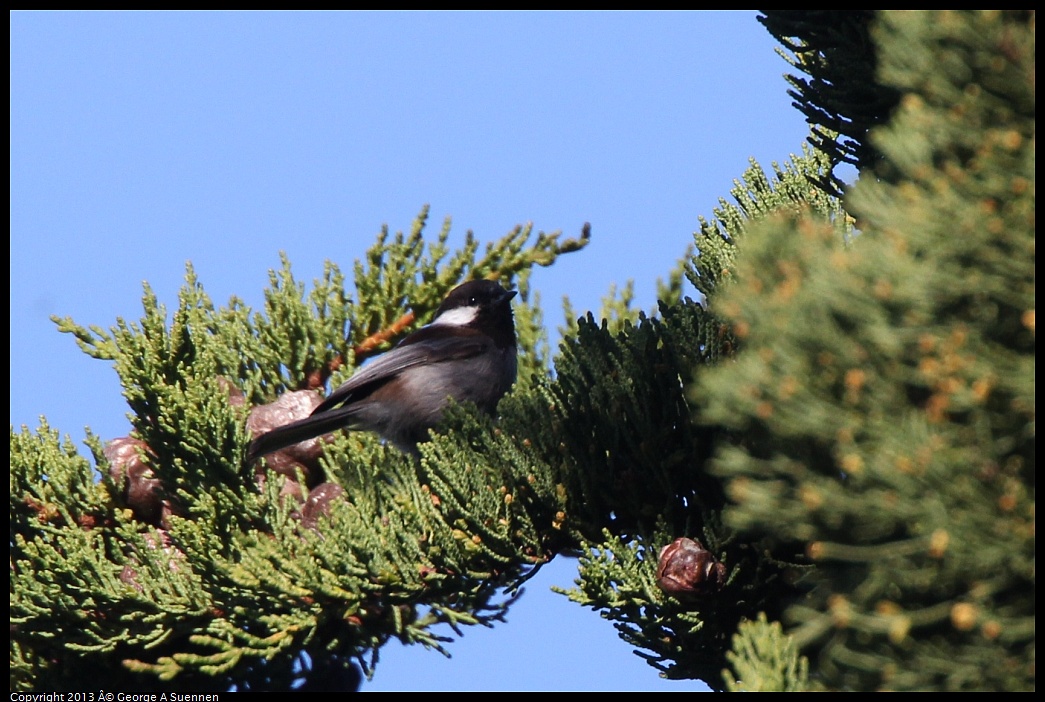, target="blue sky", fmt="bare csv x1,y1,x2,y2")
10,11,811,692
